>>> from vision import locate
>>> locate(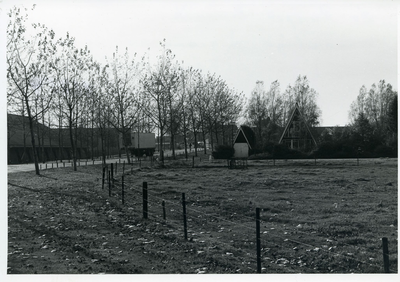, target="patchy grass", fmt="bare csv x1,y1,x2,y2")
7,158,398,274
